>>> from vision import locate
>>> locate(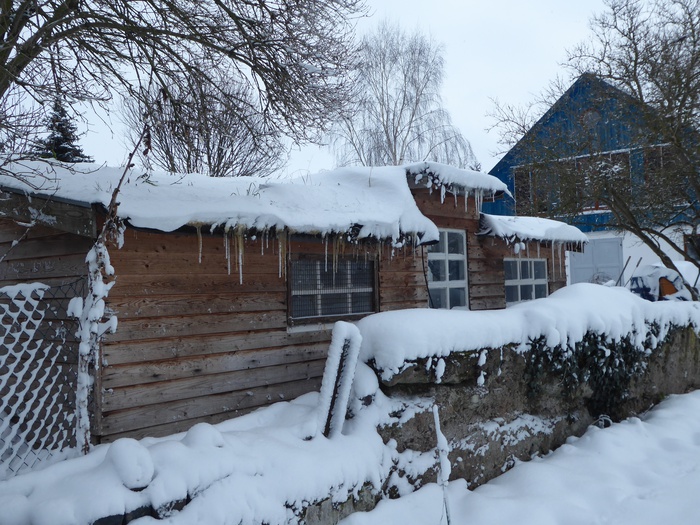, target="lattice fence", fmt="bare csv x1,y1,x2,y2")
0,279,86,480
